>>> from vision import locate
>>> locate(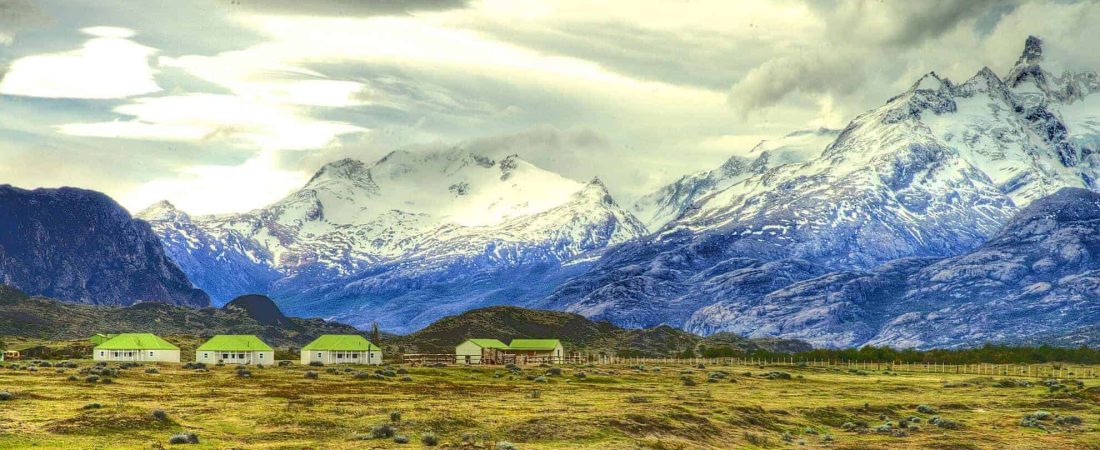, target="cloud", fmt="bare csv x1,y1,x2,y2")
0,0,47,45
231,0,468,16
0,26,160,98
813,0,1009,47
727,50,866,115
59,93,366,151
